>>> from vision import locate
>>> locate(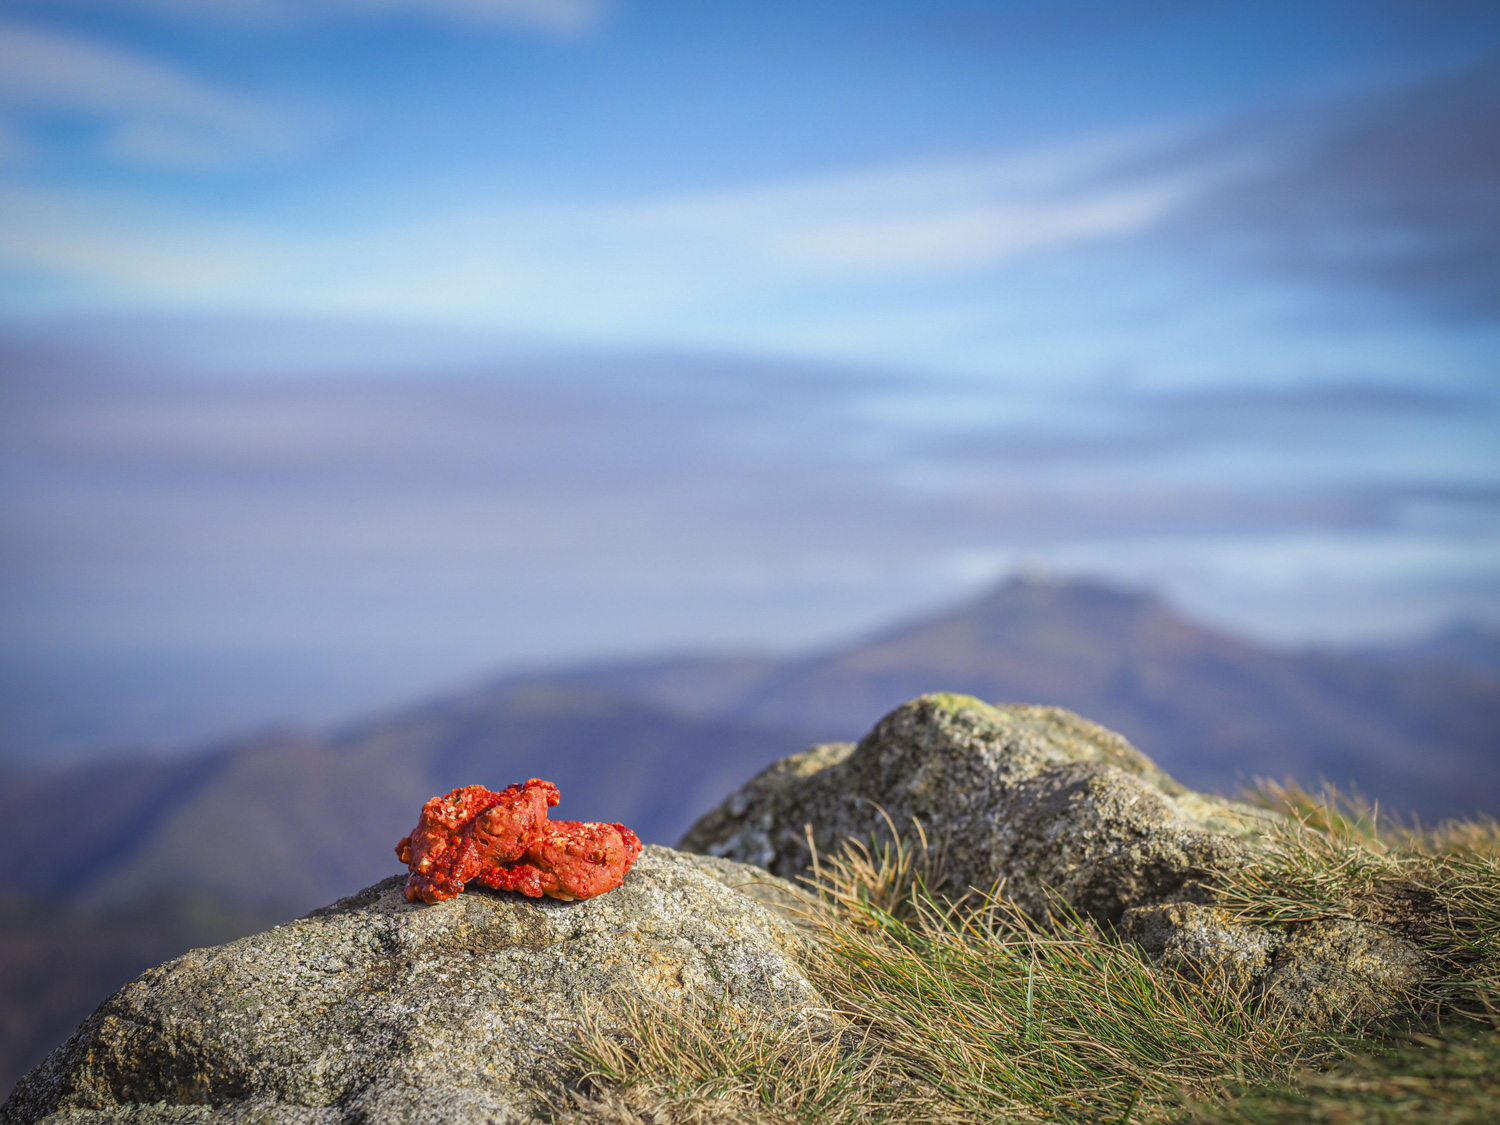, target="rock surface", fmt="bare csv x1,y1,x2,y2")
1120,901,1284,988
1,848,822,1125
1261,919,1429,1026
681,693,1430,1023
681,693,1268,923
